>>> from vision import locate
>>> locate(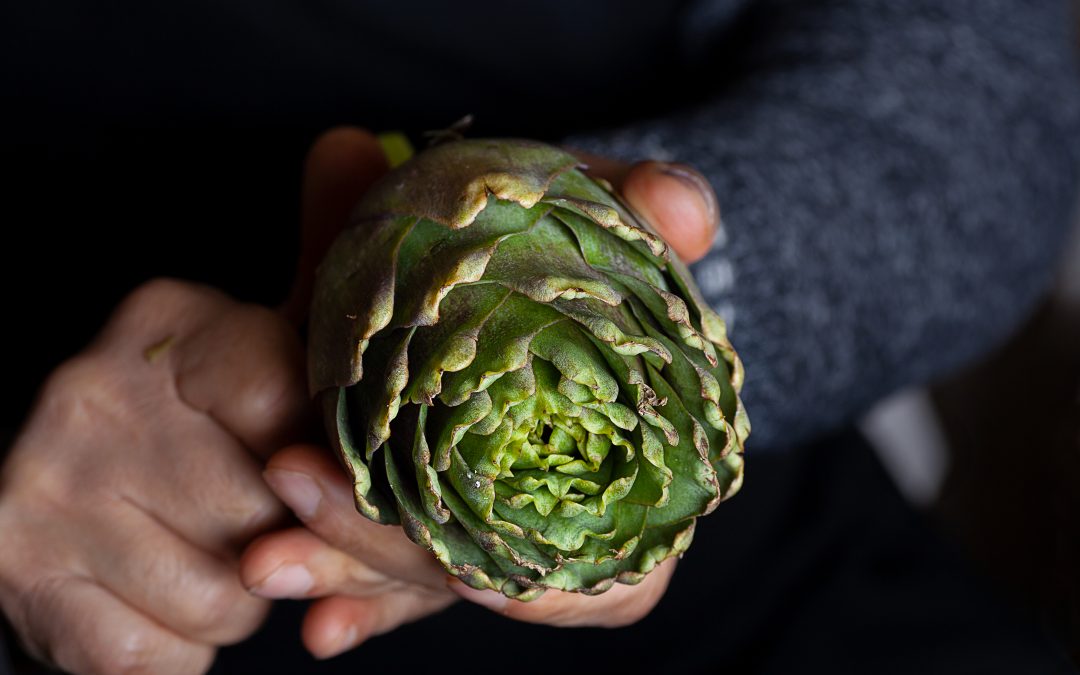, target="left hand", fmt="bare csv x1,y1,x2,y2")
0,127,393,675
240,127,724,659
